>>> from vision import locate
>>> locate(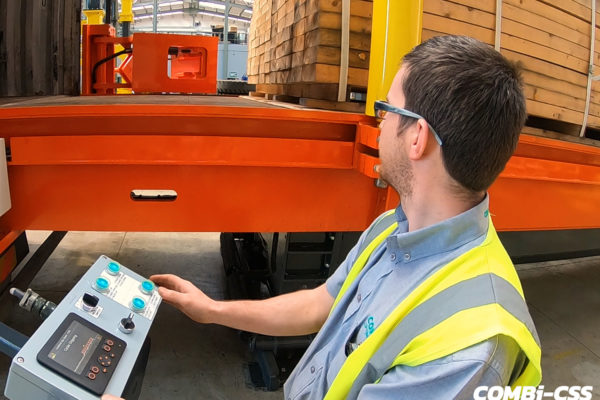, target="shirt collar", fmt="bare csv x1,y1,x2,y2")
387,194,490,262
